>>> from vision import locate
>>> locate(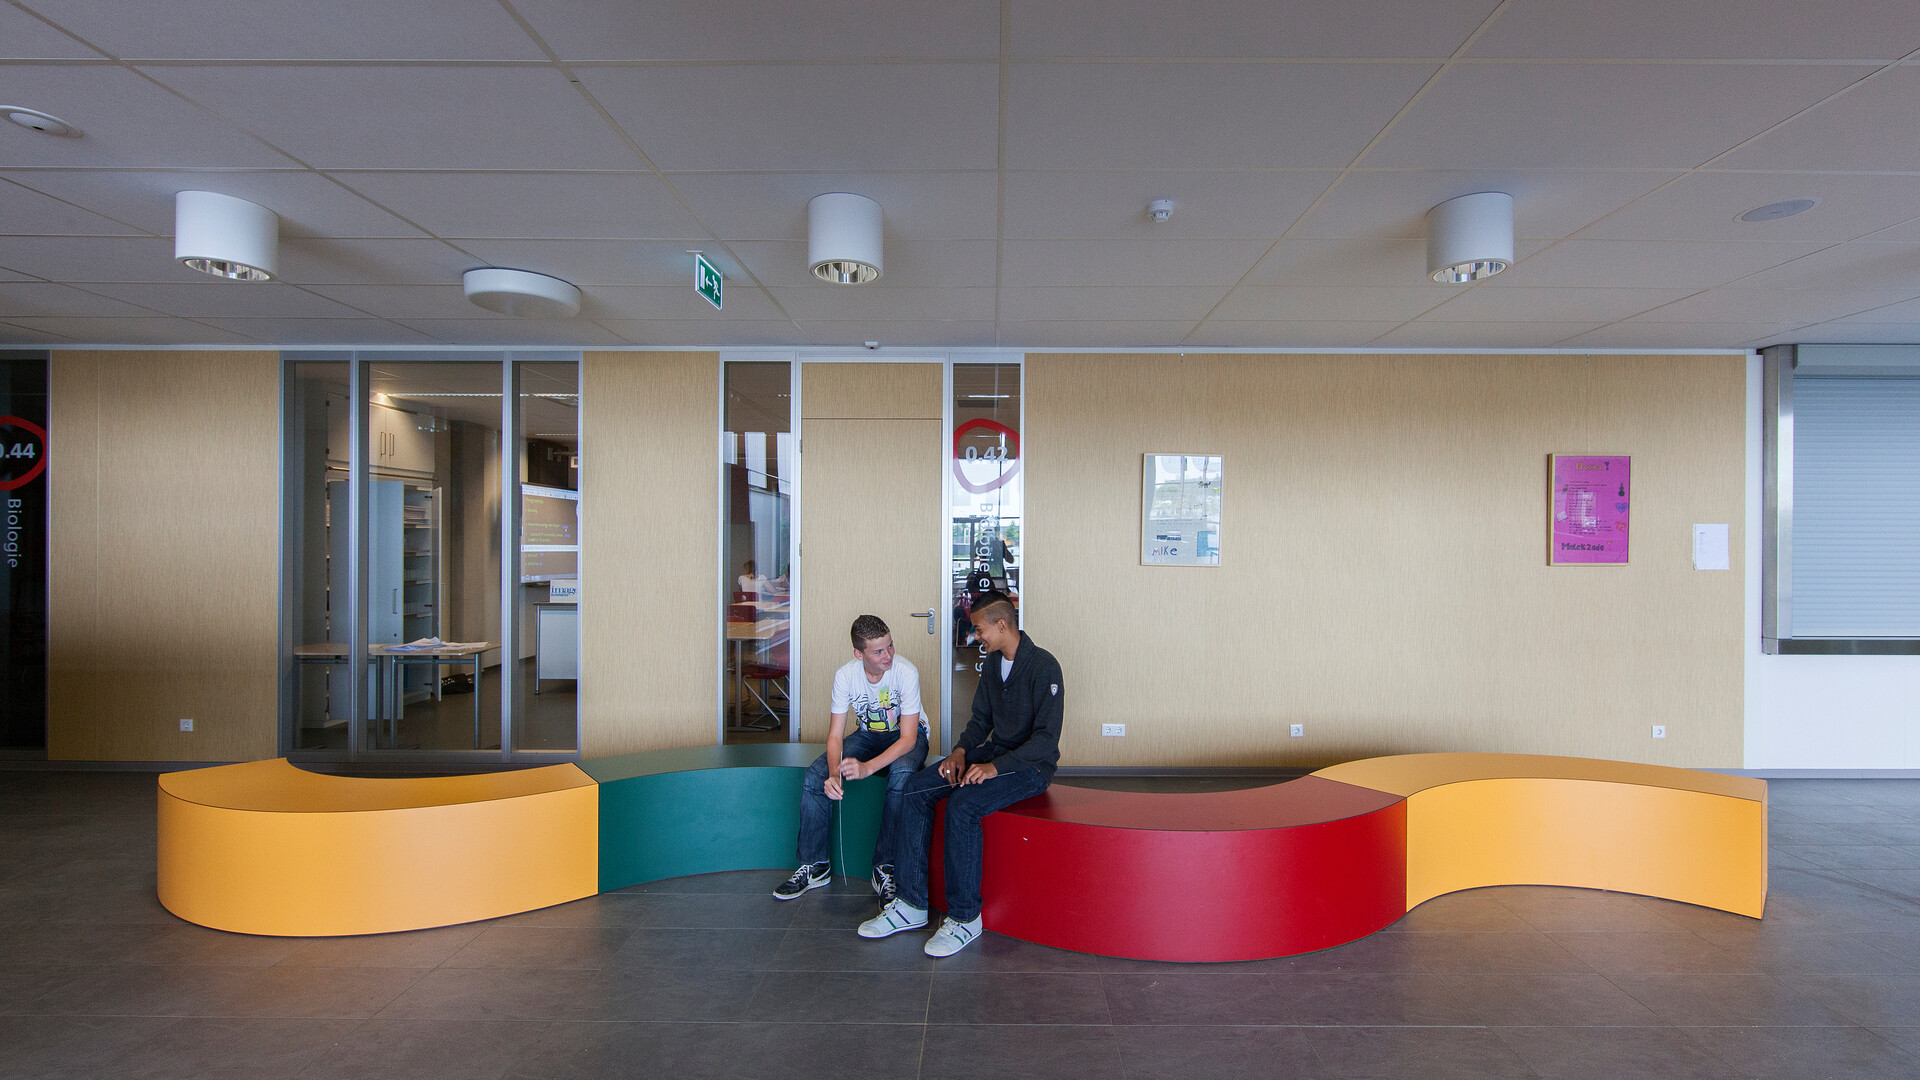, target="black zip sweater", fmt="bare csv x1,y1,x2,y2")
957,631,1064,774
